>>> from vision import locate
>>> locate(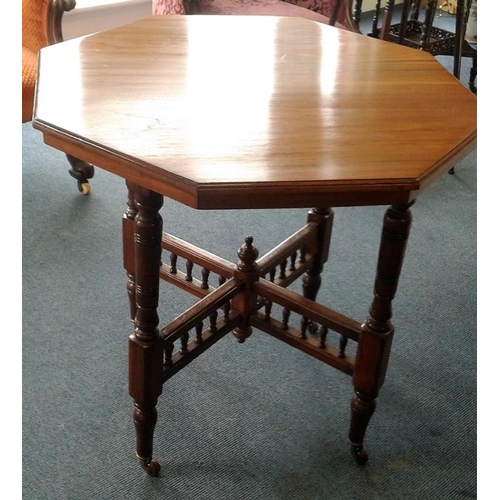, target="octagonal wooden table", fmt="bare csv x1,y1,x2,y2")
33,15,476,477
